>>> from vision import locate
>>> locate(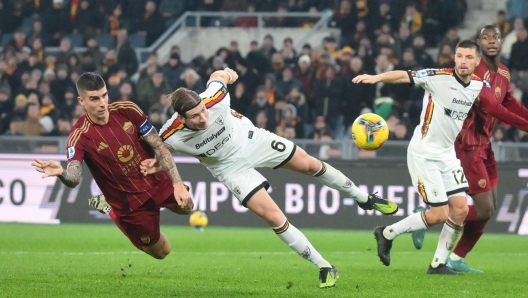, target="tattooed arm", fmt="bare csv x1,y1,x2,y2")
142,127,183,185
143,127,191,208
32,159,82,188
